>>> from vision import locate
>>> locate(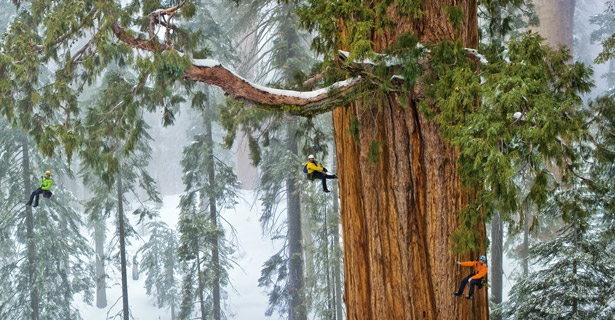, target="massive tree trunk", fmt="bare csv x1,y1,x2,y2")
286,119,307,320
333,1,488,319
22,139,39,320
531,0,576,51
